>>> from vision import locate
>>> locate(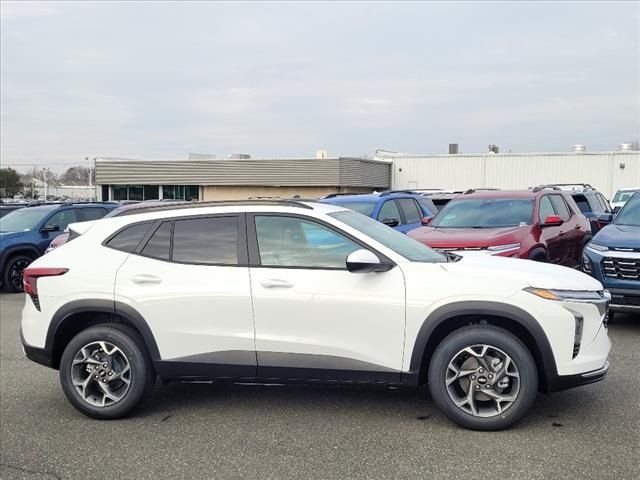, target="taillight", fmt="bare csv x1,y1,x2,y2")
23,267,68,311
